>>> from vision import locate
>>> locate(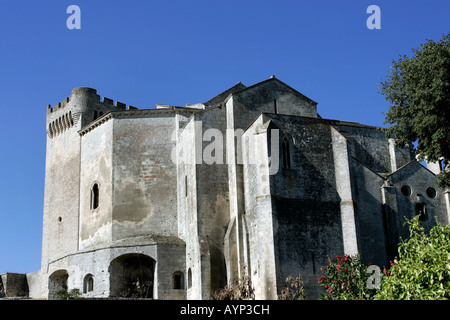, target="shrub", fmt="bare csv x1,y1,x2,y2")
375,216,450,300
55,288,80,300
212,276,255,300
278,274,306,300
318,254,376,300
